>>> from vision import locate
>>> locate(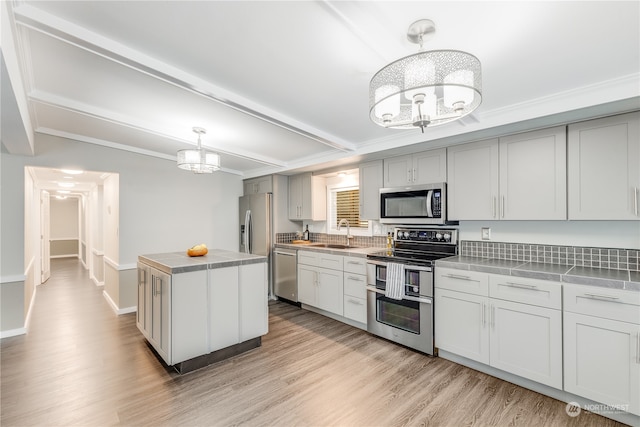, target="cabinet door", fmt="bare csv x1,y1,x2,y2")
435,288,489,364
359,160,383,220
317,268,343,316
564,312,640,416
384,155,412,187
499,126,567,220
151,270,171,363
136,264,149,336
172,270,208,364
413,148,447,184
239,263,268,341
447,139,499,220
490,299,562,389
568,112,640,219
298,264,317,306
288,175,302,219
209,266,240,351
